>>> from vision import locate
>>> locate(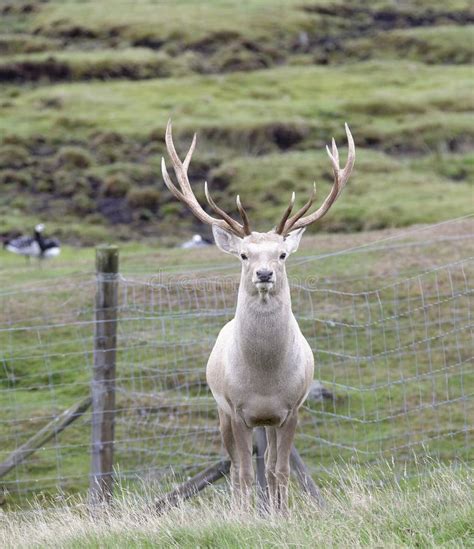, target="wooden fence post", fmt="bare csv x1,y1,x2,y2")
155,458,231,513
290,446,325,507
90,245,119,503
